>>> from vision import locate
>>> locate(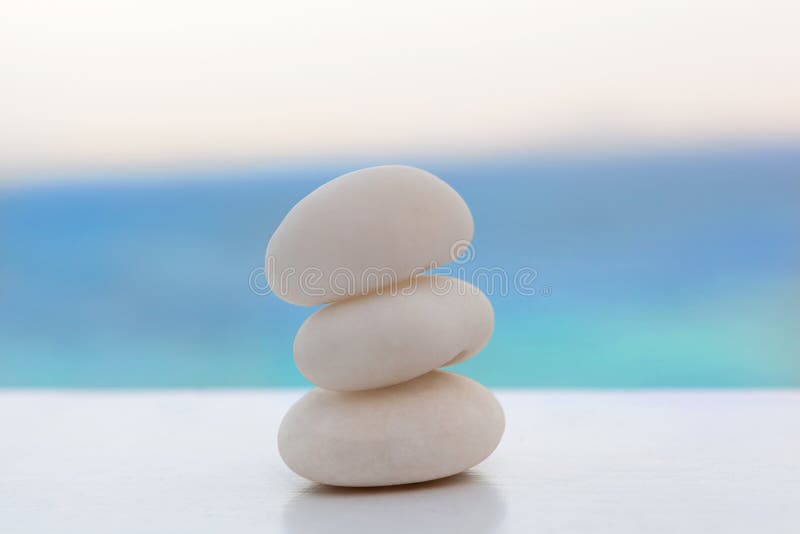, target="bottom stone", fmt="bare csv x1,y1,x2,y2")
278,370,505,487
